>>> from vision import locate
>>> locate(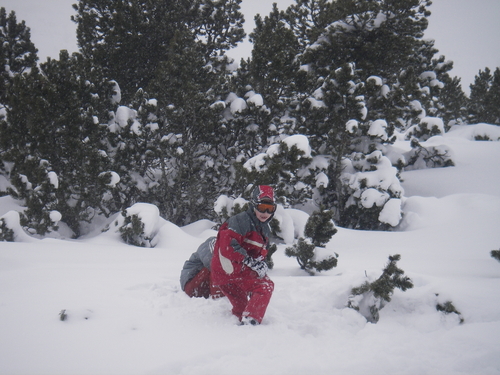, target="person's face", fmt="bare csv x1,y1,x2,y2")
254,209,272,222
